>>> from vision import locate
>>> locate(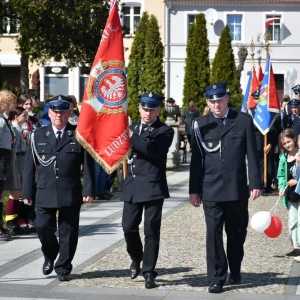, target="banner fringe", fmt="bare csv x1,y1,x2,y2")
76,130,130,175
